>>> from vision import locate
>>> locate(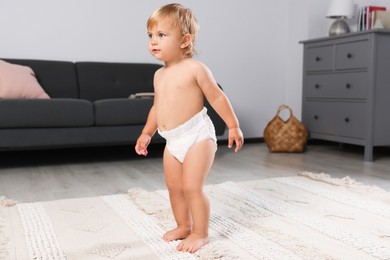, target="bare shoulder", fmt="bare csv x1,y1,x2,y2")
154,66,164,77
187,59,209,71
153,66,165,83
186,59,214,81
